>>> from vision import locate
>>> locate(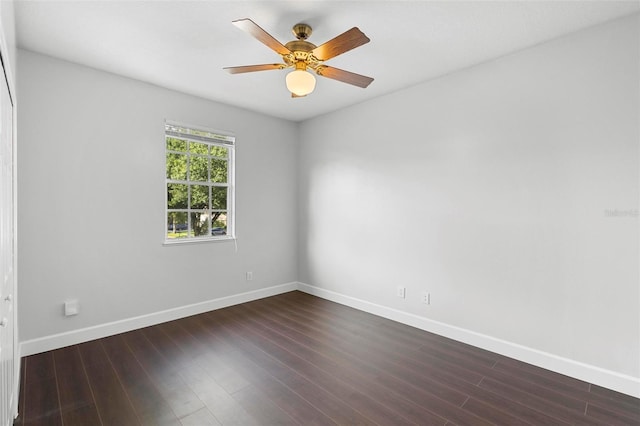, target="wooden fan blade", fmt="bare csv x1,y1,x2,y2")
311,27,370,61
291,92,307,98
316,66,374,88
232,18,291,56
224,64,286,74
